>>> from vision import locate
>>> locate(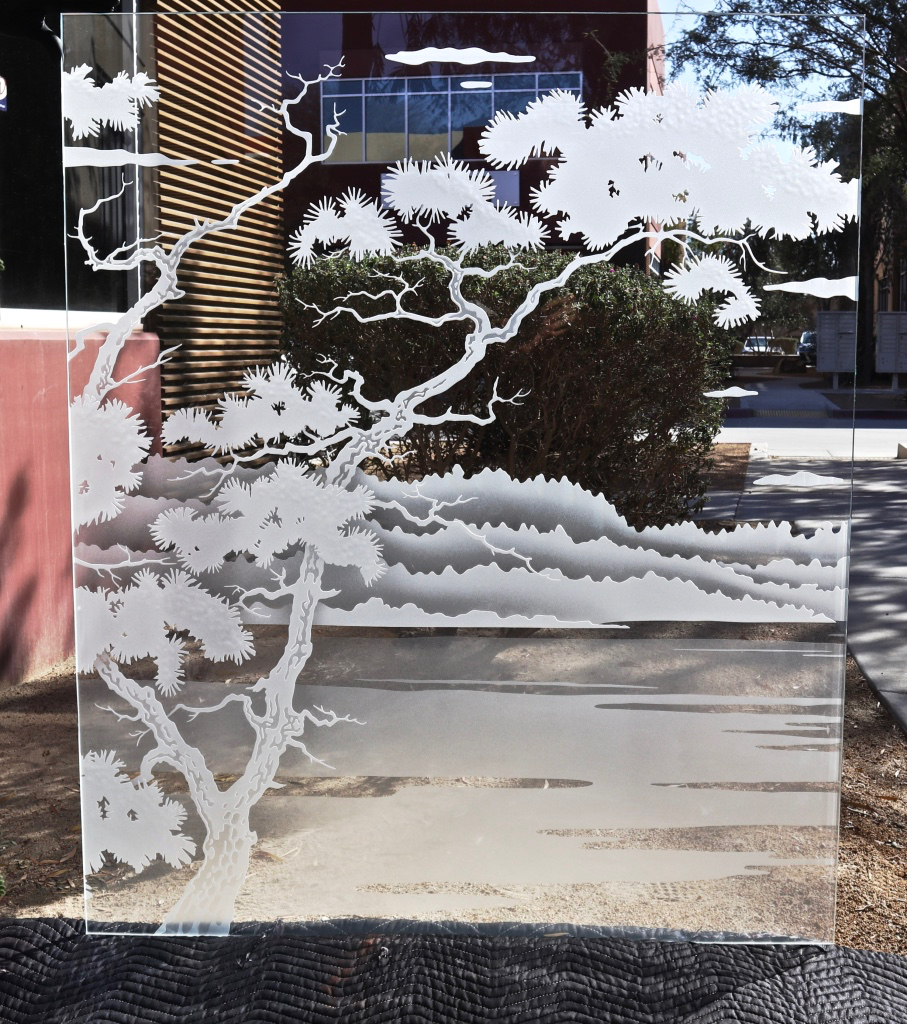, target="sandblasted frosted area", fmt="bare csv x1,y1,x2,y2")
78,636,842,936
64,11,859,939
